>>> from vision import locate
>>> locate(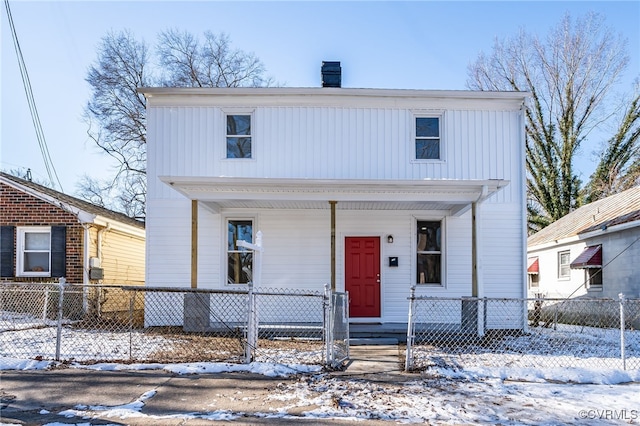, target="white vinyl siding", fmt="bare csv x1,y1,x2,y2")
146,106,524,204
144,90,527,322
149,202,503,322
